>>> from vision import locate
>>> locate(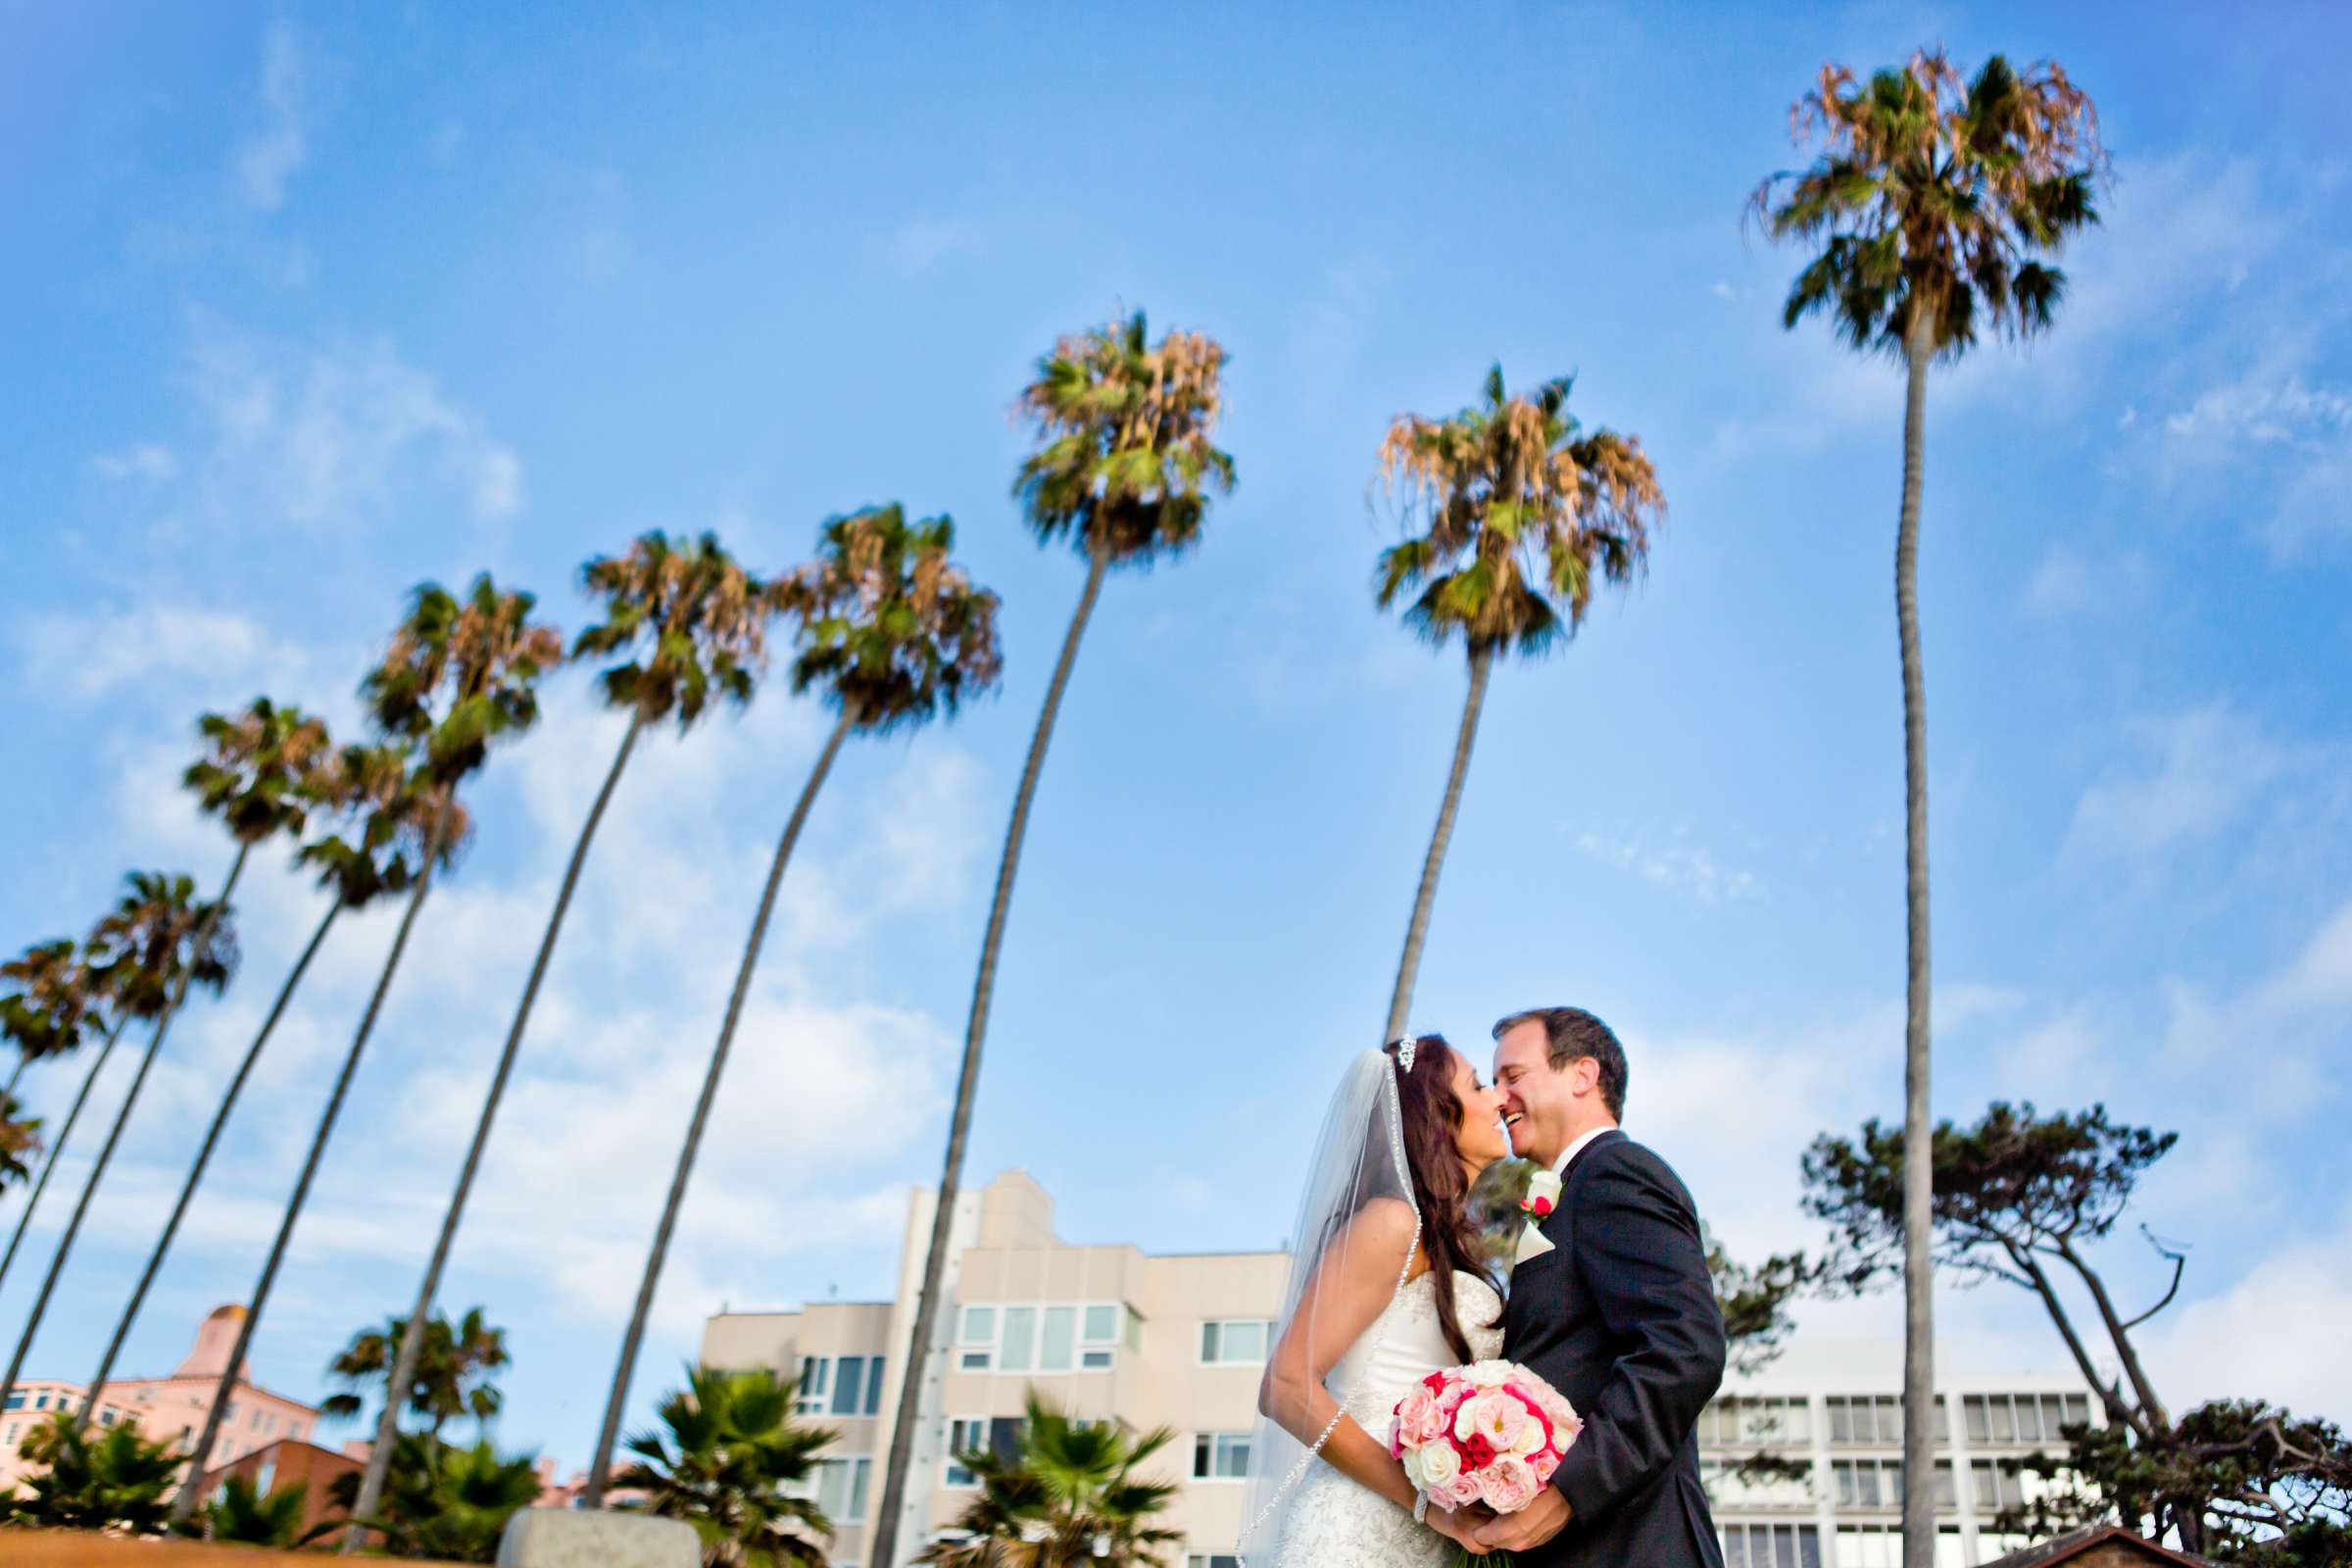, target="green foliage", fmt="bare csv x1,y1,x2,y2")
198,1470,310,1546
323,1306,511,1440
1012,311,1236,568
1802,1102,2178,1294
920,1393,1180,1568
1,1410,180,1534
318,1431,543,1562
2006,1401,2352,1567
615,1364,837,1568
363,573,565,787
576,531,780,726
0,1090,38,1189
1374,366,1664,659
778,504,1005,736
1750,50,2105,360
183,697,335,847
299,742,472,910
87,870,237,1021
1,938,104,1067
